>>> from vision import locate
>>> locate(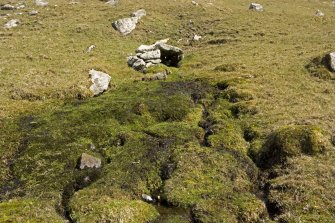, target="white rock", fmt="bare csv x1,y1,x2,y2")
86,44,96,53
146,59,162,64
136,44,157,53
328,52,335,72
315,10,324,17
4,19,19,29
155,39,169,45
105,0,118,5
191,1,198,6
1,4,15,10
112,17,138,35
89,69,111,96
35,0,48,7
249,3,263,11
193,34,202,41
139,49,161,60
16,4,25,9
131,9,146,19
29,10,39,16
142,194,153,202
